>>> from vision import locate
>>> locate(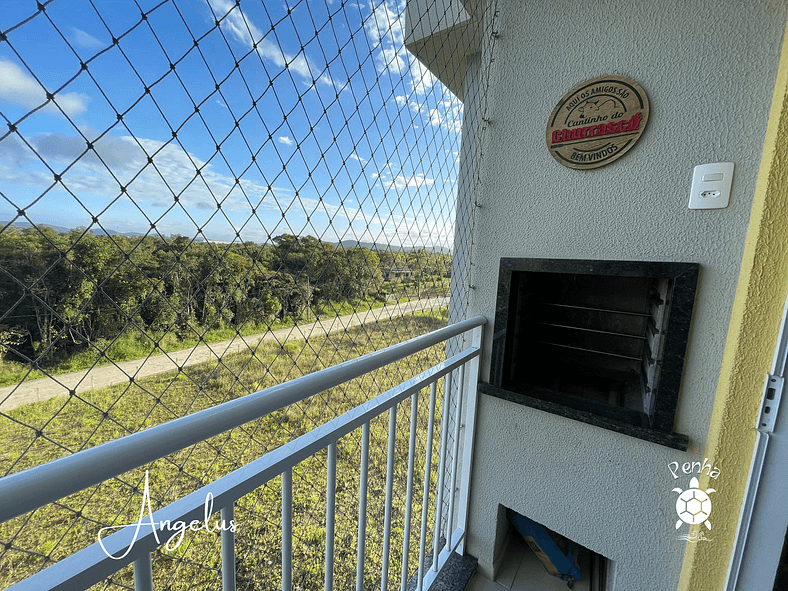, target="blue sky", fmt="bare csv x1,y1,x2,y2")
0,0,462,248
